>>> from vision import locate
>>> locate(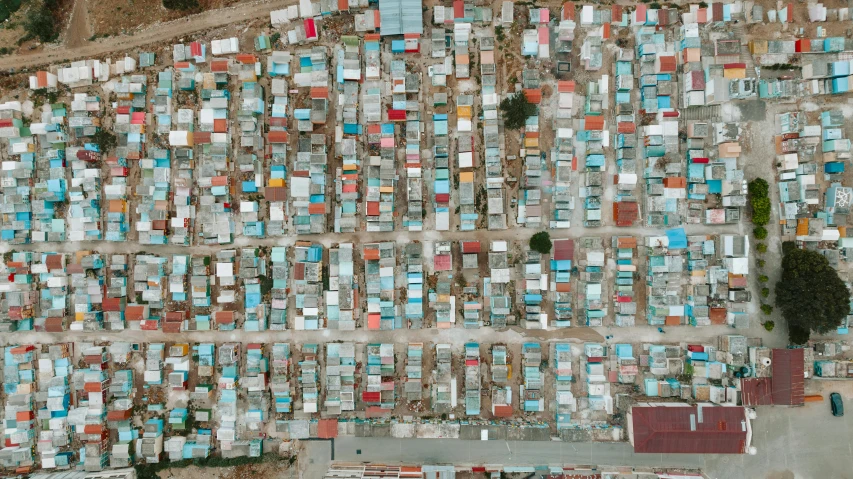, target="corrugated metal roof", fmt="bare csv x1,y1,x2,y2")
771,348,805,406
631,406,748,454
379,0,423,36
